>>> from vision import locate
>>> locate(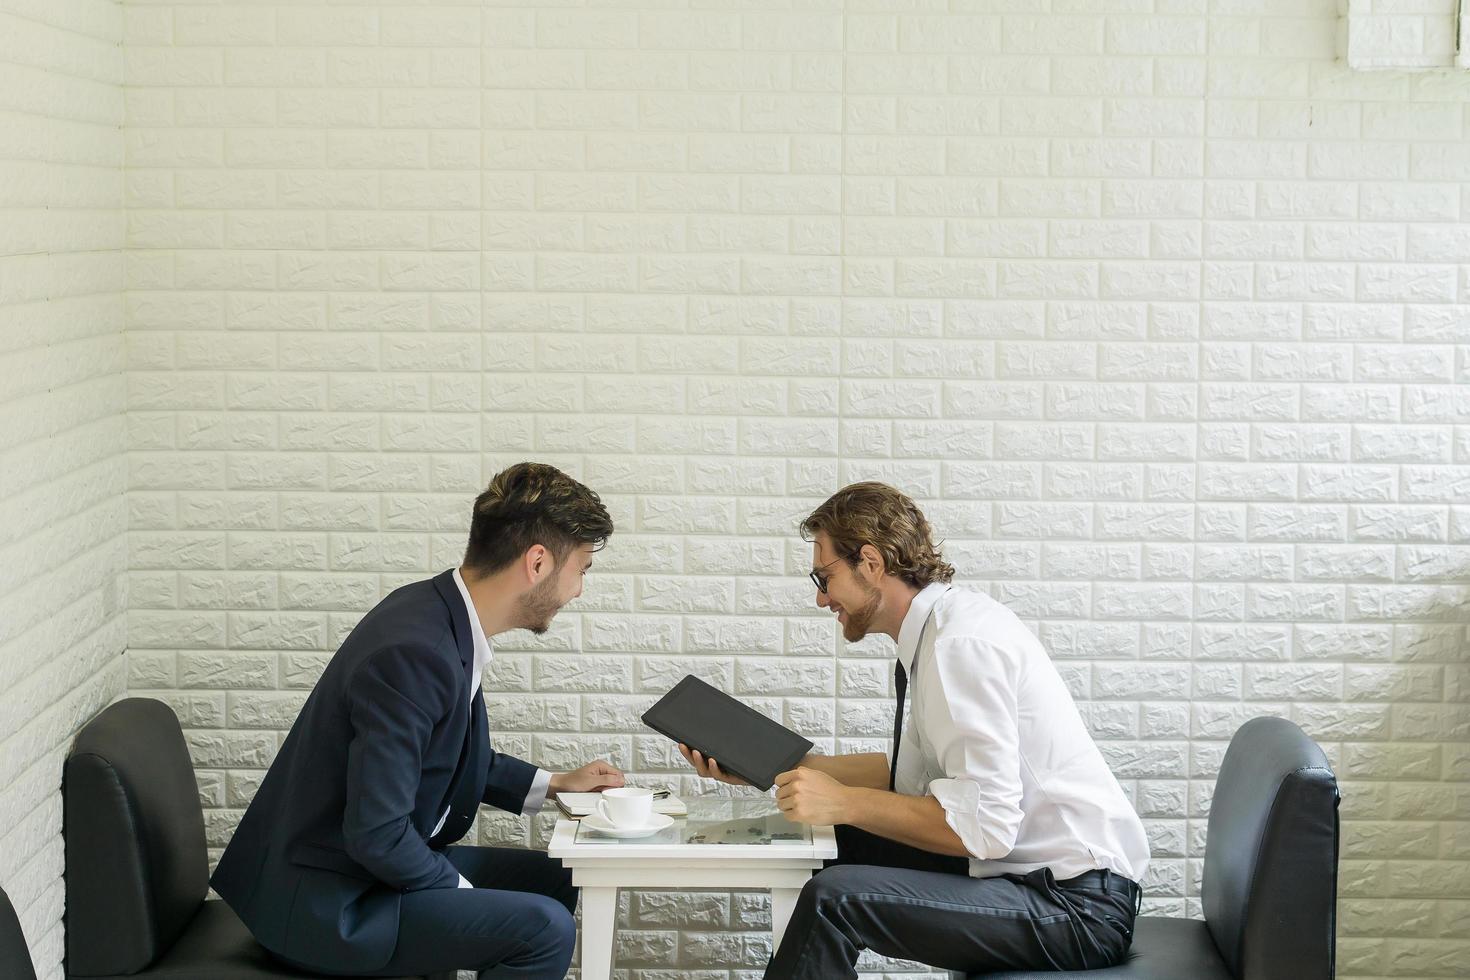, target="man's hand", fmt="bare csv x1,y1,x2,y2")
678,743,750,787
774,767,853,826
549,759,624,797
